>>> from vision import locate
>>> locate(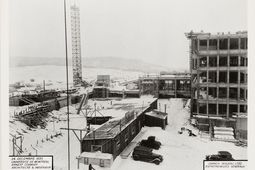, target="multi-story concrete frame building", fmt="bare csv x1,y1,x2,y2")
185,31,247,128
